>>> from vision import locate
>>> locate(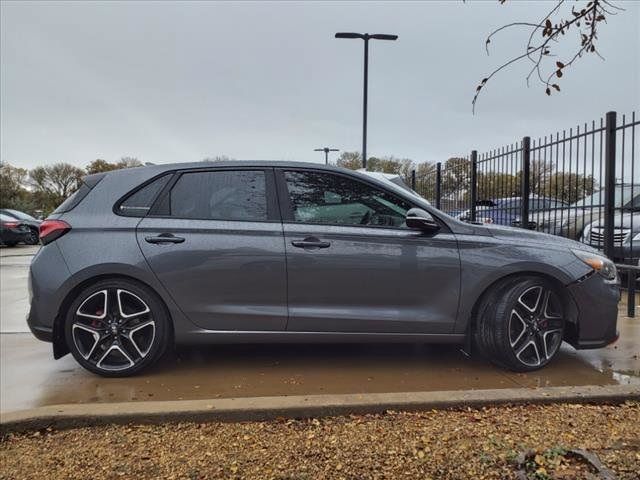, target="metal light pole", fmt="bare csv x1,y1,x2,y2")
335,32,398,169
314,147,339,165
